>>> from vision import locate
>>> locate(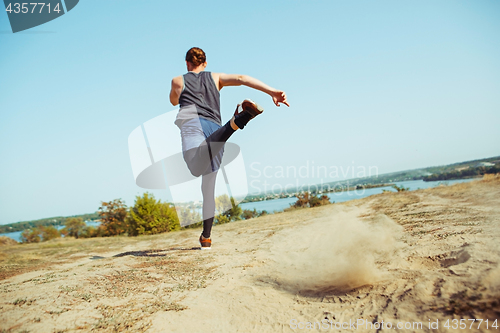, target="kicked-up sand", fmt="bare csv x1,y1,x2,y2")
1,175,499,332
